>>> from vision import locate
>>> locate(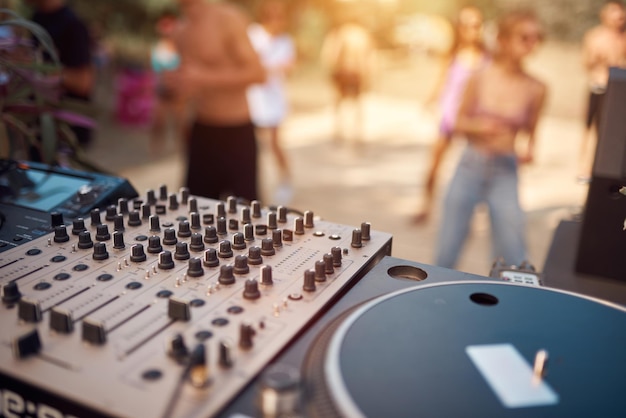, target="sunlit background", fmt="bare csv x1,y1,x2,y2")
3,0,609,275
